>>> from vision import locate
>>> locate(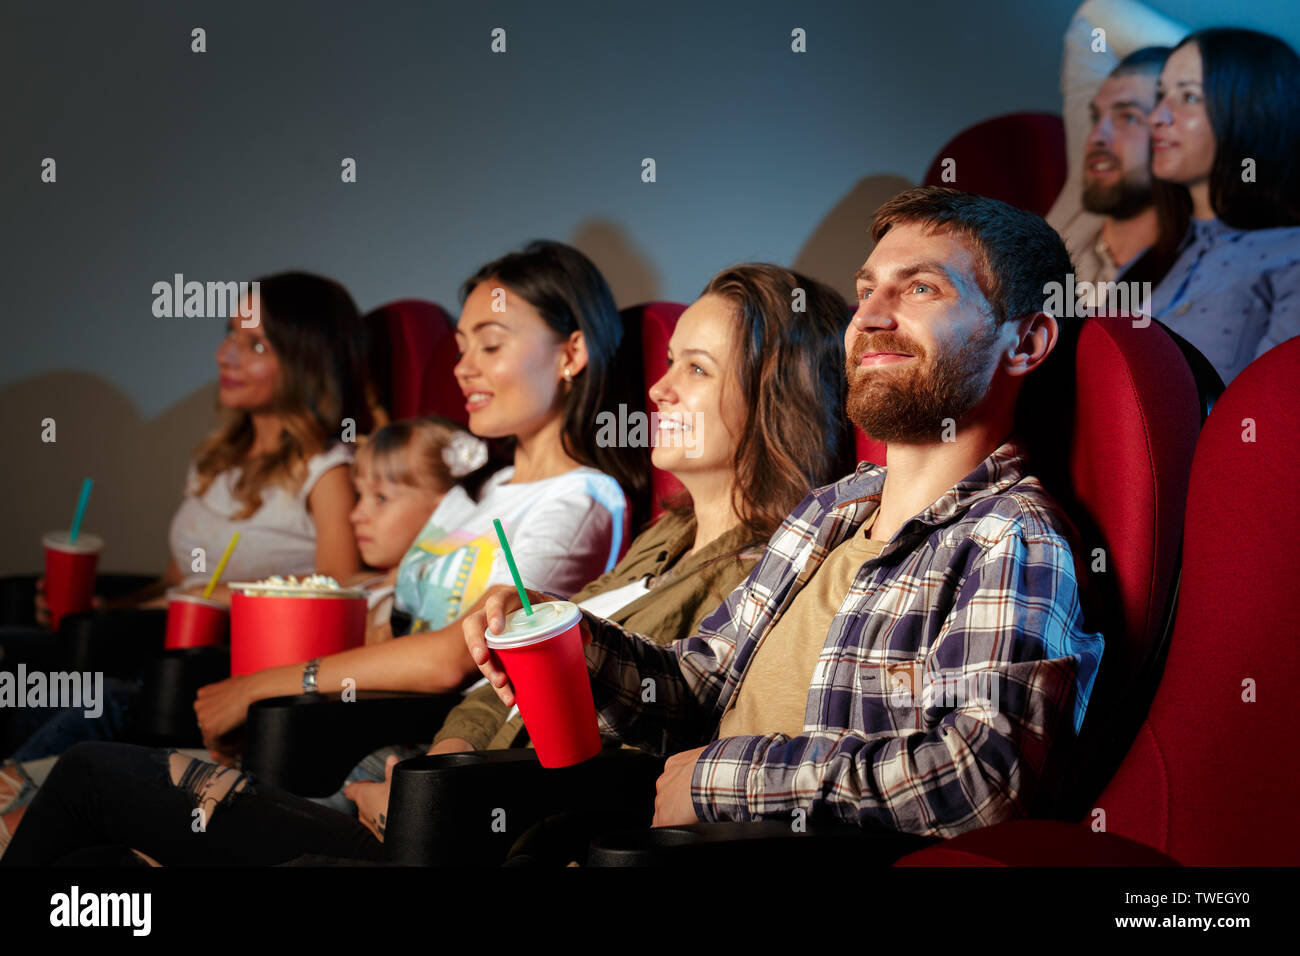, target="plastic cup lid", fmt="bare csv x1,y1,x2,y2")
484,600,581,649
43,531,104,553
166,589,229,610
